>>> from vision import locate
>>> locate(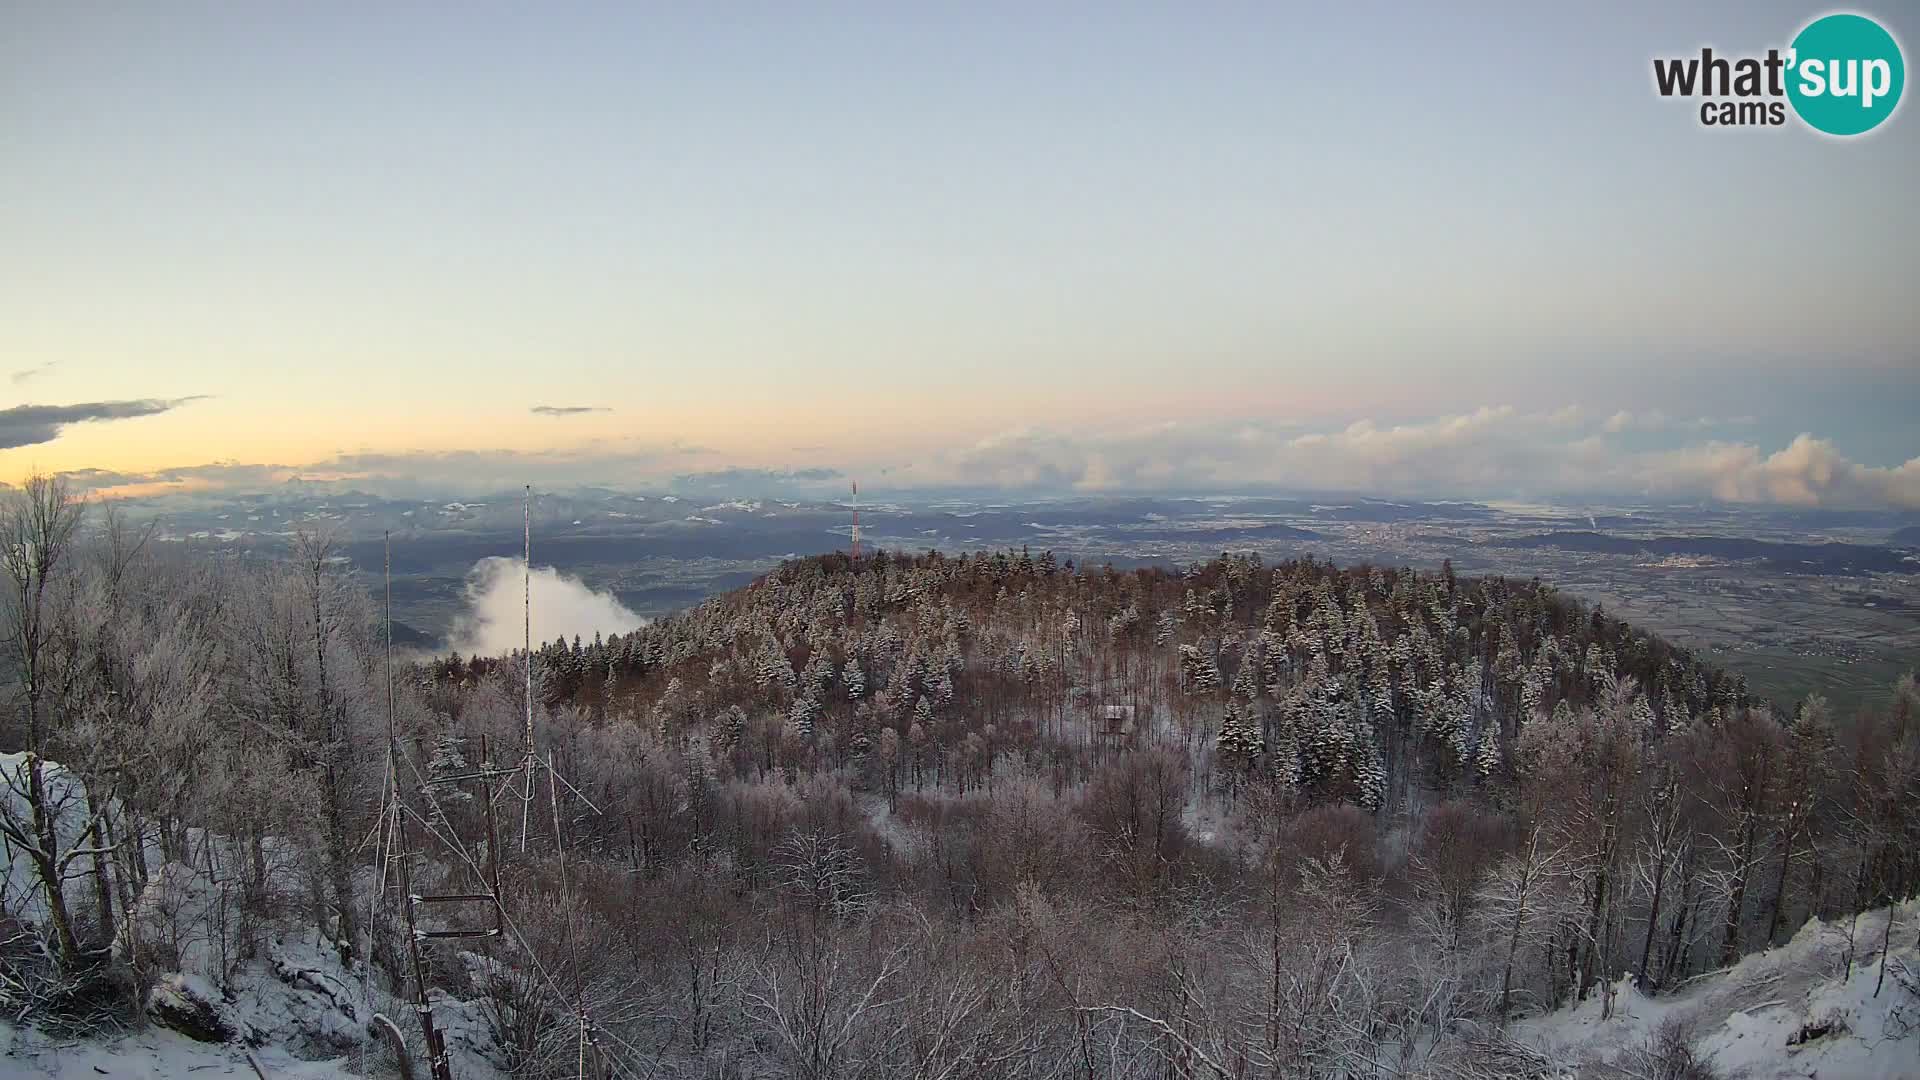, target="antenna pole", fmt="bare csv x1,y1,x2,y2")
385,531,396,744
851,480,860,561
524,485,534,758
522,485,536,848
